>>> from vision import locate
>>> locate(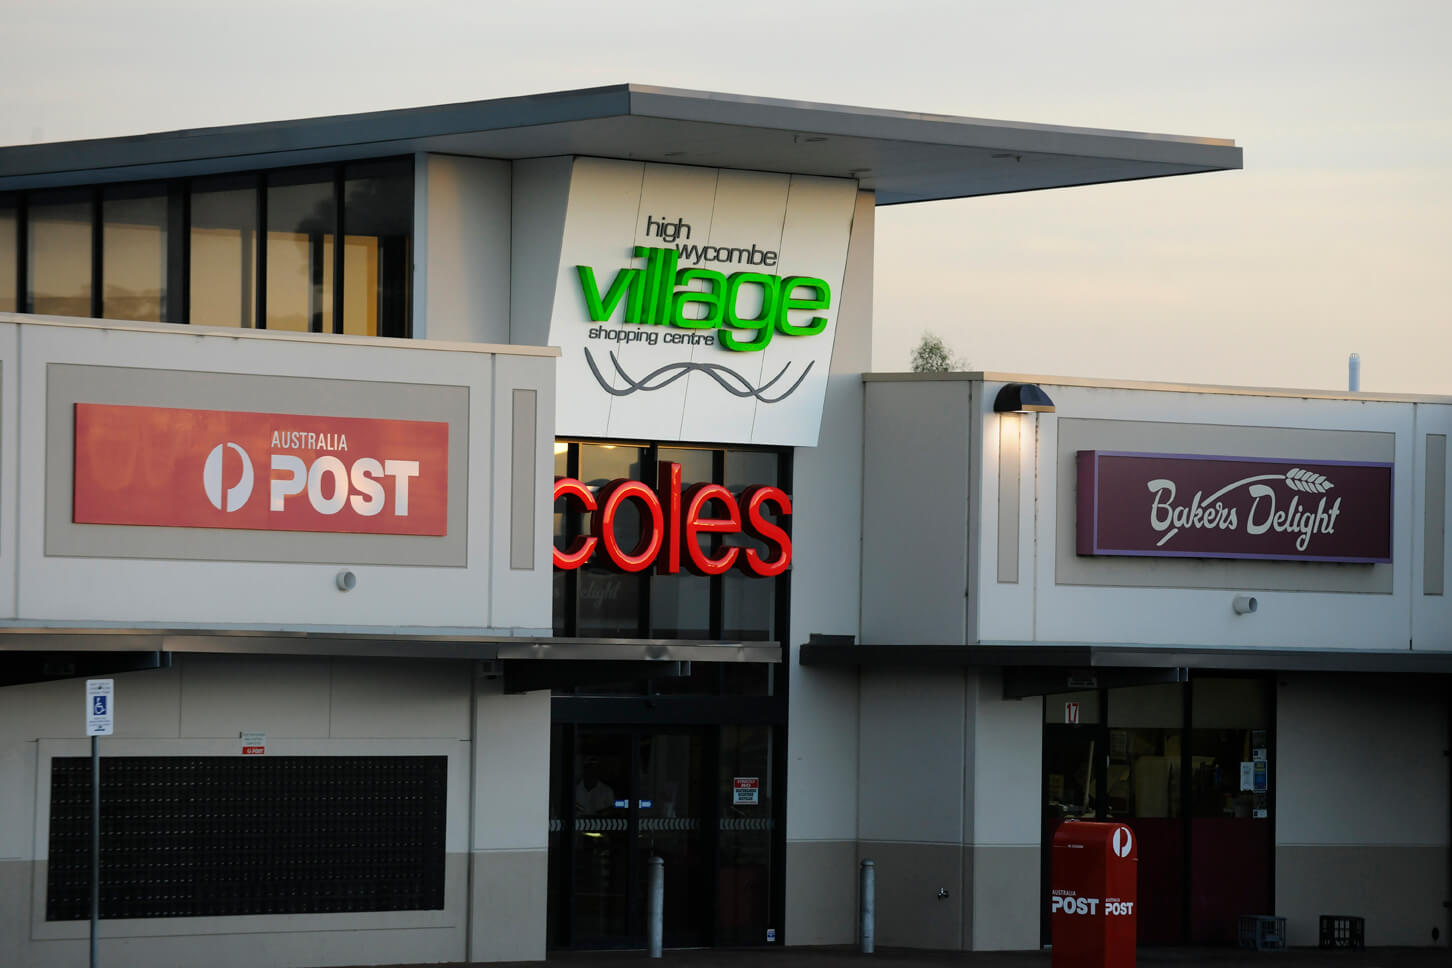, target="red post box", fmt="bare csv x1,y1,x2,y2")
1051,821,1138,968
